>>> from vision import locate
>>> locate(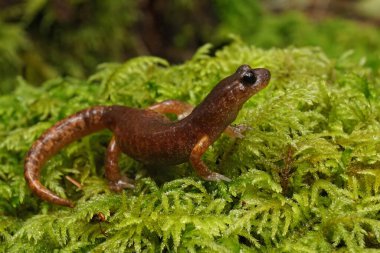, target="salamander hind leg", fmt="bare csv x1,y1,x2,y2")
190,135,231,182
105,136,135,191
